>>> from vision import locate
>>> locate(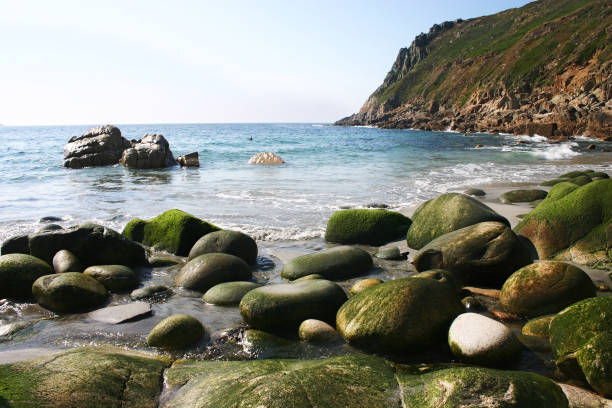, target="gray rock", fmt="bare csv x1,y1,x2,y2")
464,188,486,197
175,253,252,292
38,224,63,232
32,272,108,313
63,125,131,168
120,133,177,169
88,302,151,324
130,285,172,301
177,152,199,167
52,249,82,273
202,281,262,305
281,245,373,281
83,265,139,292
188,230,258,264
39,216,62,222
374,246,402,260
0,254,54,299
499,189,548,204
